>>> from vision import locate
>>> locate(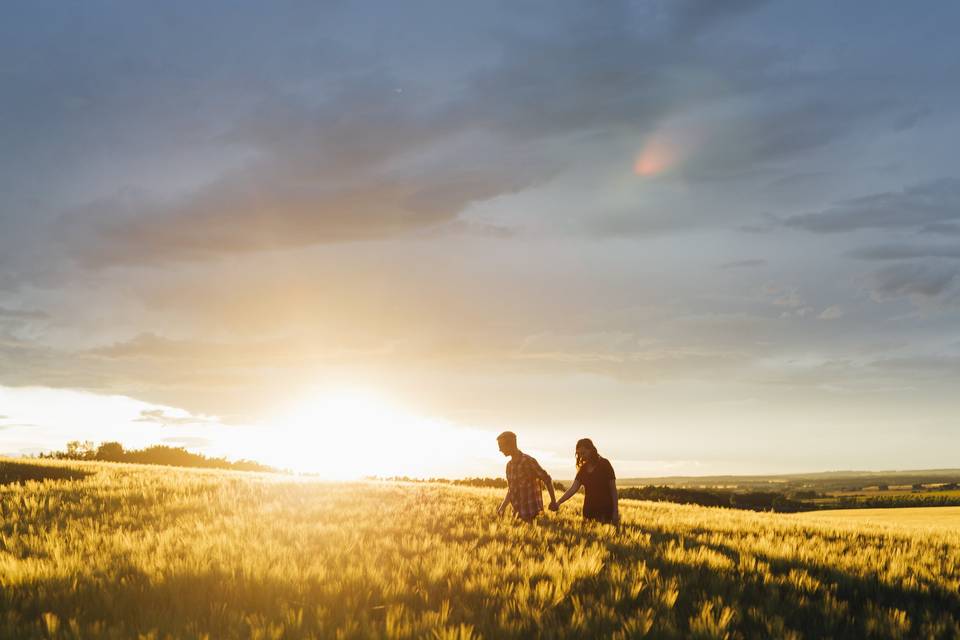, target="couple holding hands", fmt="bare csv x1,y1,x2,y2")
495,431,619,526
